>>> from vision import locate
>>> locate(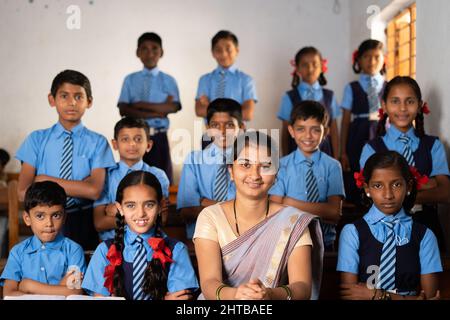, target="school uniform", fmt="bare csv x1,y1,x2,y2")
277,81,340,156
340,73,386,203
337,205,442,295
16,122,115,250
81,226,199,299
118,67,181,183
360,125,450,250
177,143,236,239
269,148,345,250
0,234,86,286
94,160,170,241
